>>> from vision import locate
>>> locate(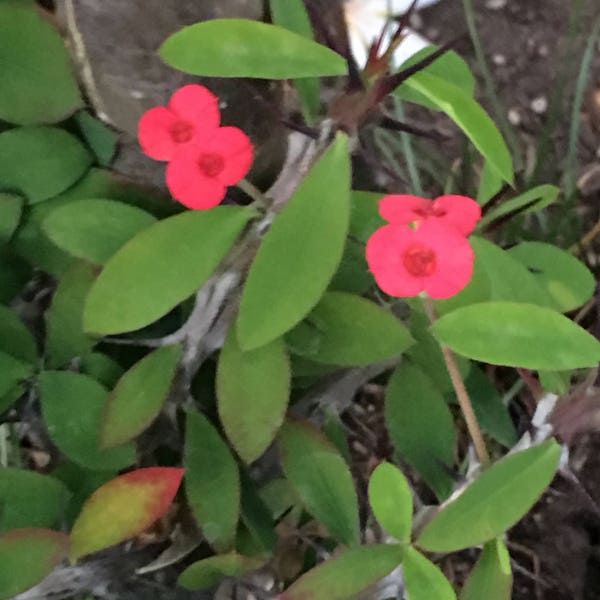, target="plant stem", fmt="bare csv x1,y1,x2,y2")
236,178,269,211
422,296,490,466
